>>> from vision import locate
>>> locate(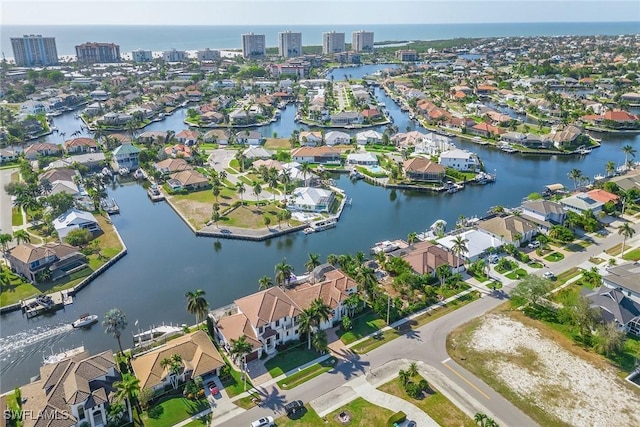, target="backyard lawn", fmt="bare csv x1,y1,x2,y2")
336,310,386,344
141,395,209,427
264,343,322,377
0,269,39,307
275,398,394,427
